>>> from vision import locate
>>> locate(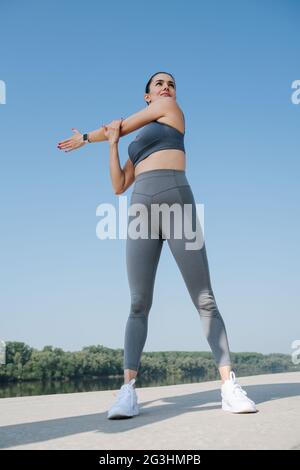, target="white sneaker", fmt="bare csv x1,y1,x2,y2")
221,371,257,413
107,378,139,419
